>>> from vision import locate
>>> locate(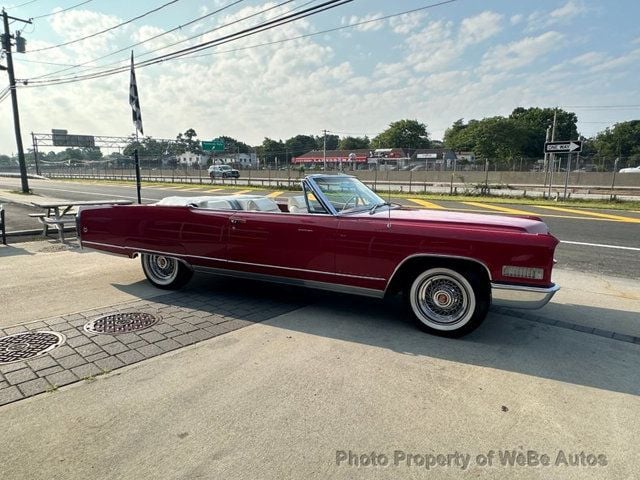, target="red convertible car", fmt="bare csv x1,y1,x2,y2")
78,175,559,337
